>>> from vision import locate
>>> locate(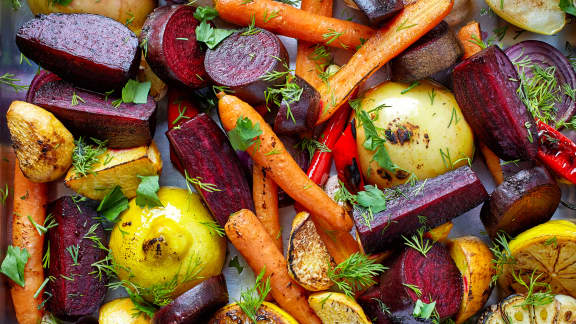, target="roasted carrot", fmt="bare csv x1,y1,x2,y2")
316,0,453,123
314,221,360,264
226,209,322,324
11,162,46,324
253,163,282,250
218,93,353,232
455,21,504,185
214,0,374,50
295,0,334,89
